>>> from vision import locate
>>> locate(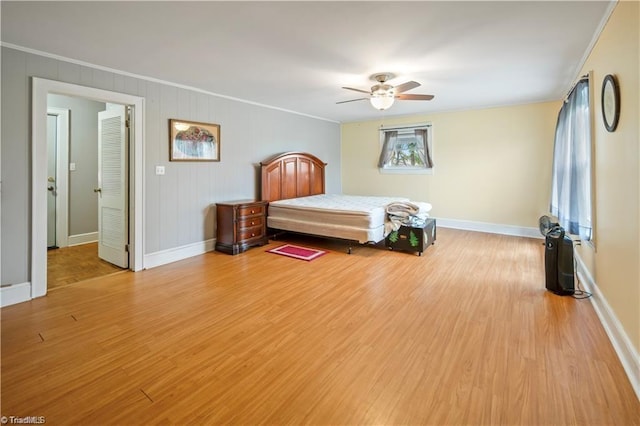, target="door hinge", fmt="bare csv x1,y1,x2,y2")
125,244,129,252
125,119,130,128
